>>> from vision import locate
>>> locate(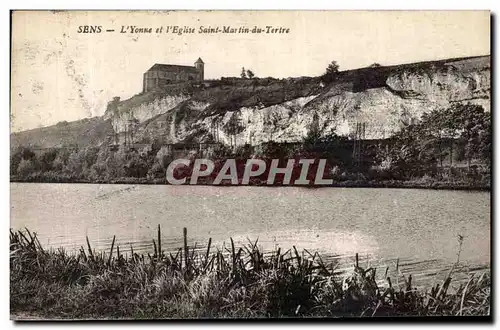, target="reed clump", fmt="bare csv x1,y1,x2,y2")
10,227,490,319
